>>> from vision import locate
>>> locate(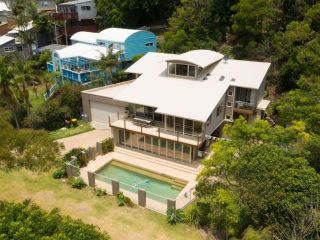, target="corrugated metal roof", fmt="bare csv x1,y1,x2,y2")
97,28,141,43
0,35,14,45
59,0,93,5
